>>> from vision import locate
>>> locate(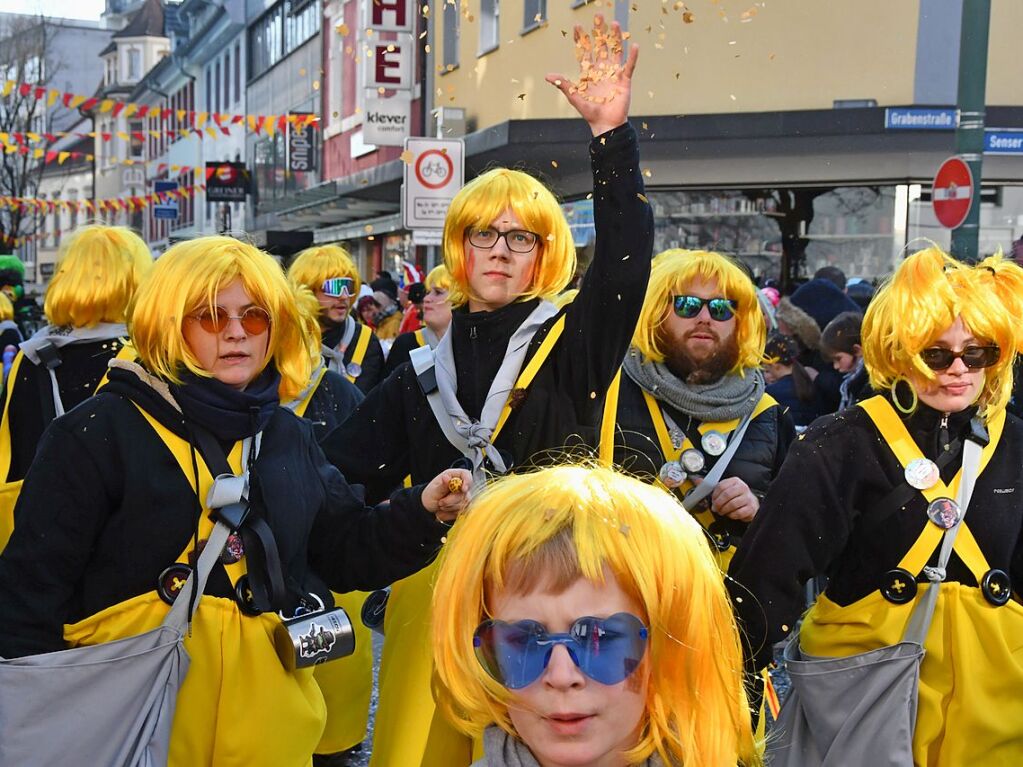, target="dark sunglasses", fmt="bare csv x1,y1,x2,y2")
919,345,1000,371
673,295,738,322
188,306,271,335
321,277,355,298
473,612,648,690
